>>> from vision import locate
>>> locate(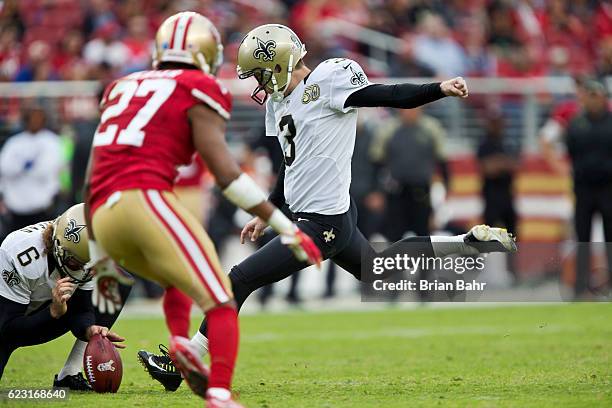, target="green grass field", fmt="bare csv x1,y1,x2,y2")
2,303,611,407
